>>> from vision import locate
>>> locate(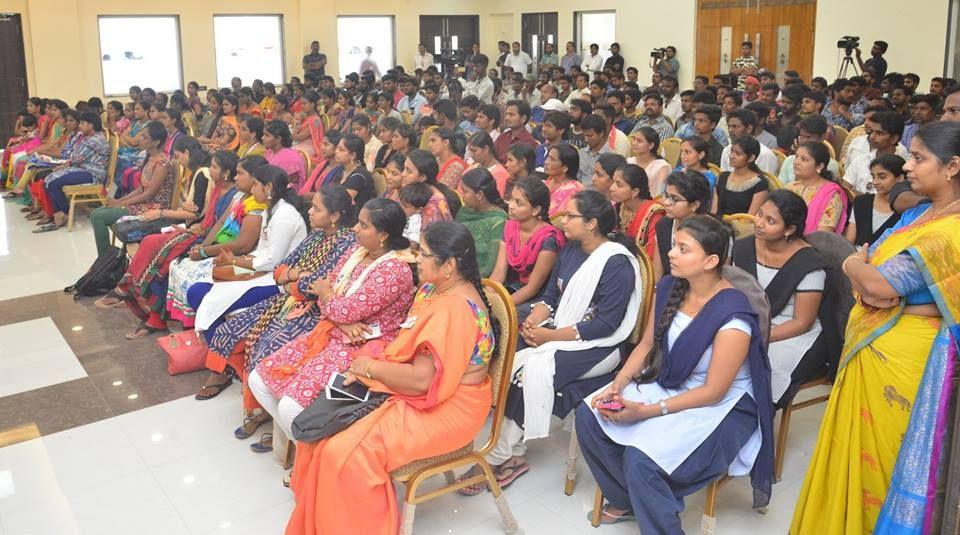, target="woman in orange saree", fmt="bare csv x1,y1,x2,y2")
292,91,325,164
286,221,497,535
608,163,665,259
791,122,960,535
